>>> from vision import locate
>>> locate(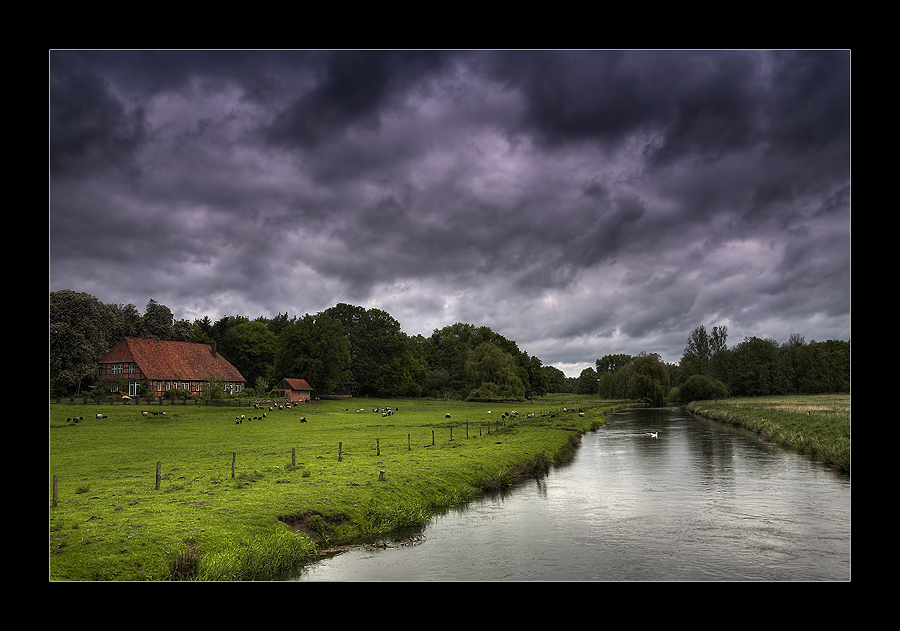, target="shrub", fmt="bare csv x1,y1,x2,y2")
677,375,729,403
